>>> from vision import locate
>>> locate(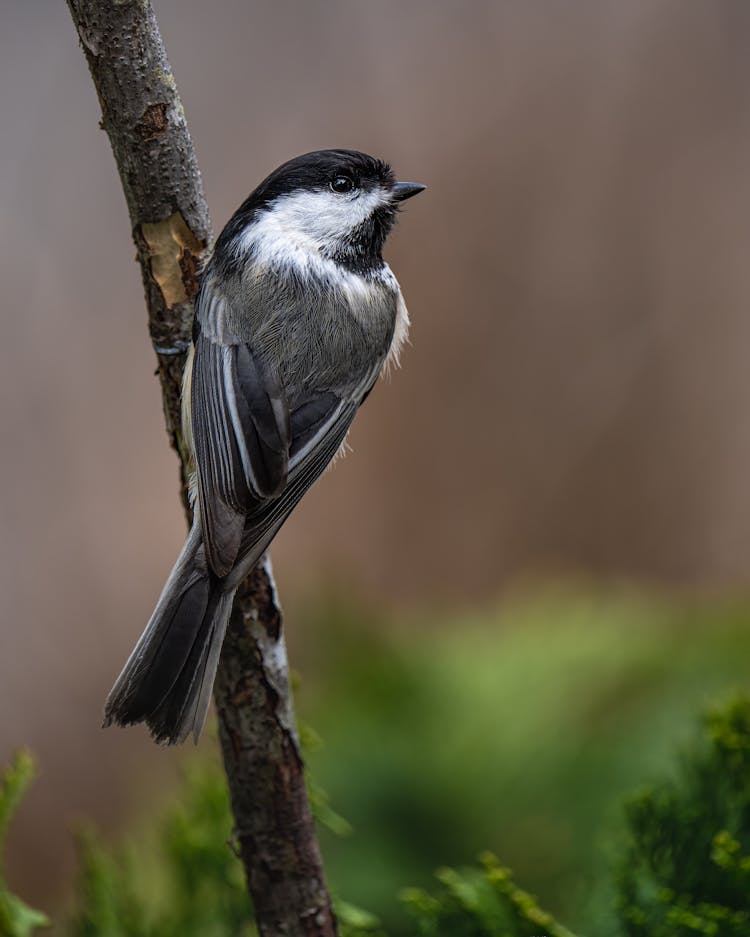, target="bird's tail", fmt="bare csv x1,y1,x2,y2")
103,524,235,744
